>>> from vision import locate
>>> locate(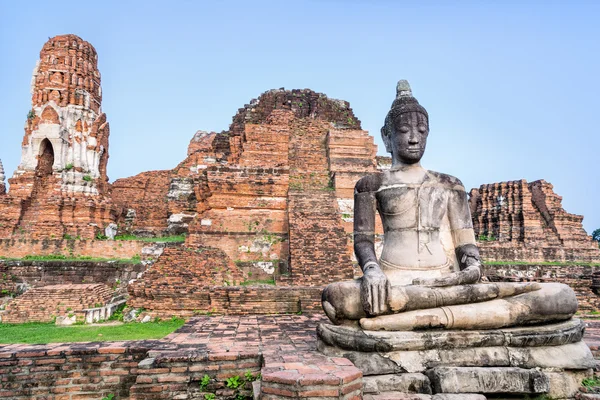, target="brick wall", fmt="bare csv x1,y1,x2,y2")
1,283,114,323
111,170,172,236
0,238,145,260
0,341,156,399
0,259,145,295
130,351,262,400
